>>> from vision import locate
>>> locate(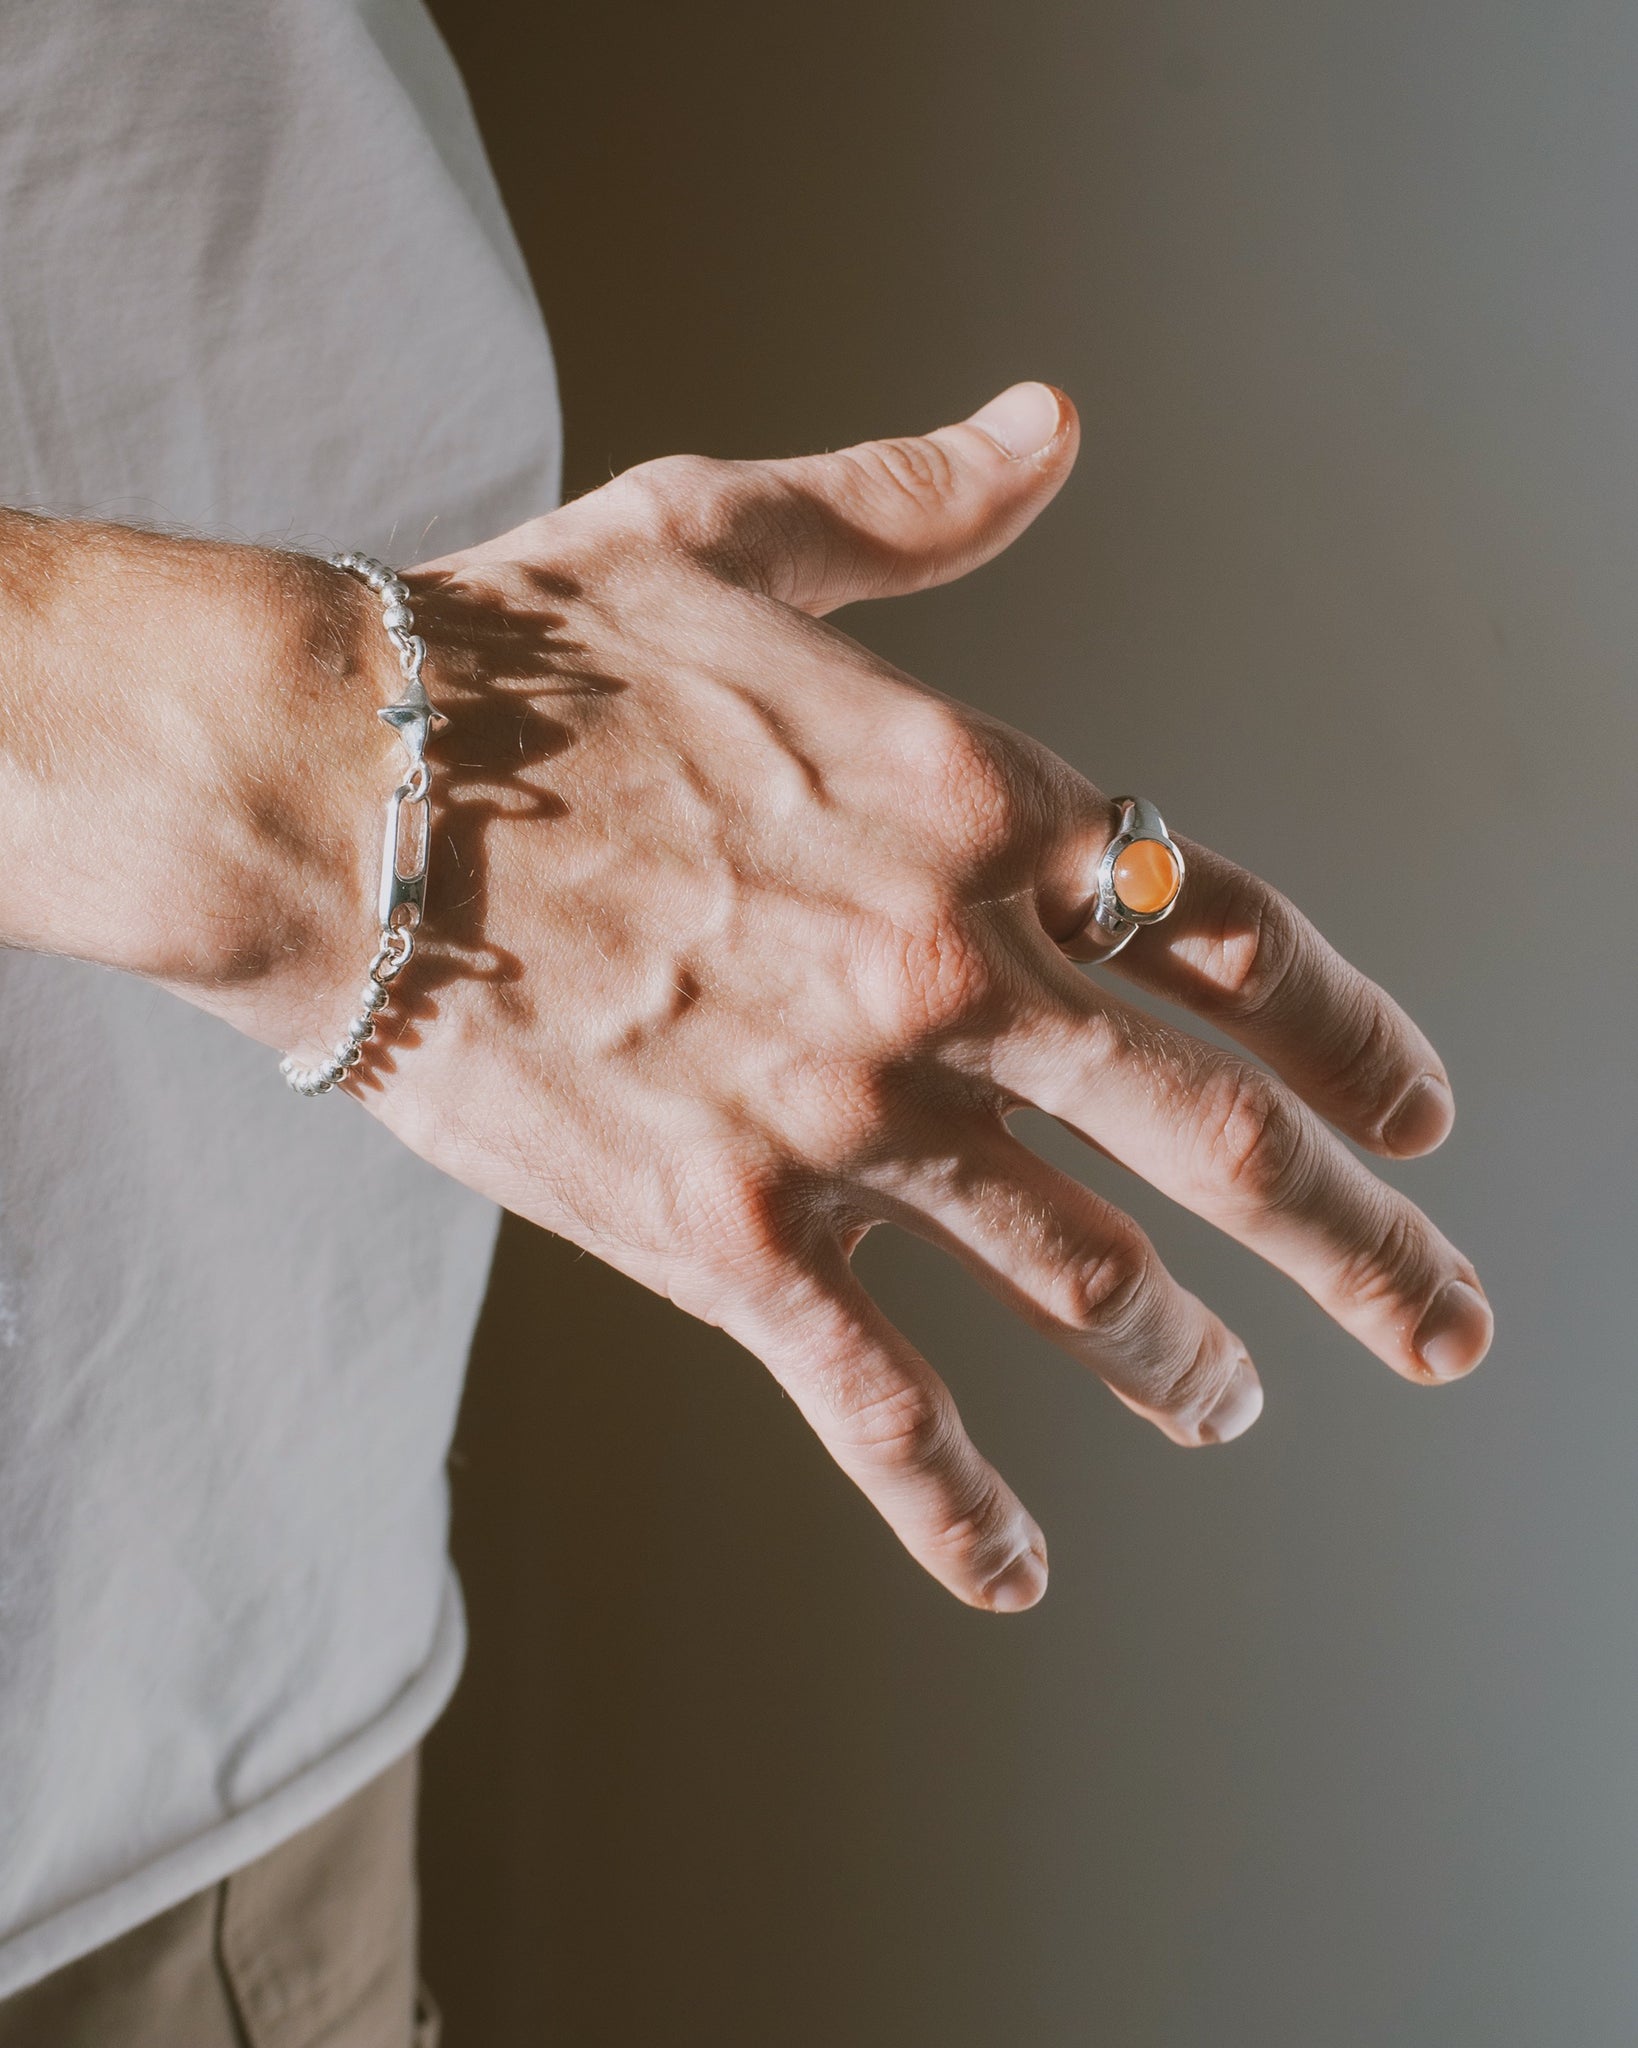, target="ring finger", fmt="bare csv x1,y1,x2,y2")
993,936,1494,1385
1038,799,1457,1158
